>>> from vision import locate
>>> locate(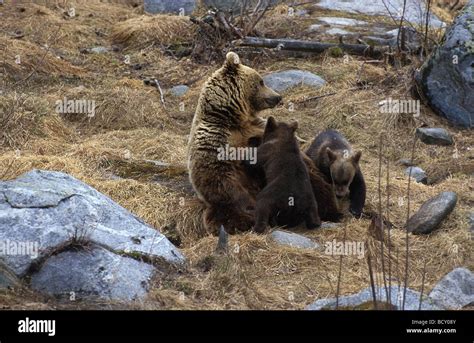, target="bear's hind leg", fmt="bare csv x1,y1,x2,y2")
253,197,273,233
305,200,321,230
